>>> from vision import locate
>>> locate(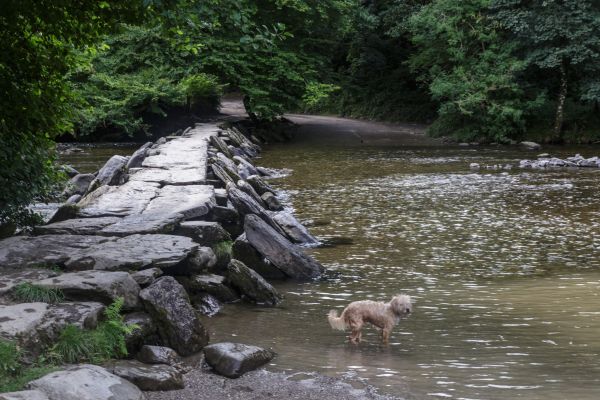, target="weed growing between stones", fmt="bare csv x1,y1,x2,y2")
0,339,56,392
49,298,139,364
213,240,233,259
12,283,65,304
